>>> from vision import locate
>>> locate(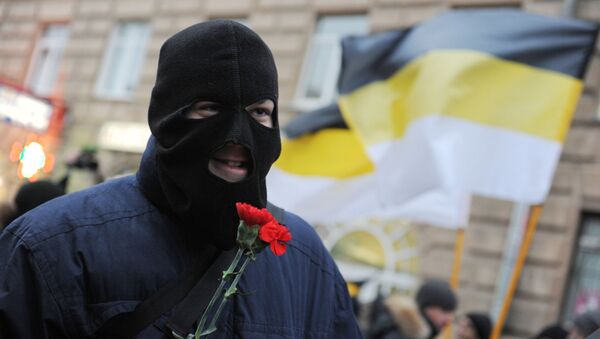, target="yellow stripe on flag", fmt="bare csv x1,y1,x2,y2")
339,49,582,146
275,129,374,178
